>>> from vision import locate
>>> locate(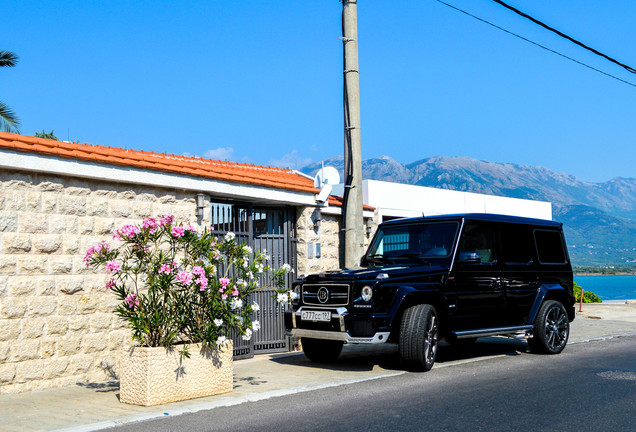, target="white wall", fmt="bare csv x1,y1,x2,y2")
360,180,552,221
